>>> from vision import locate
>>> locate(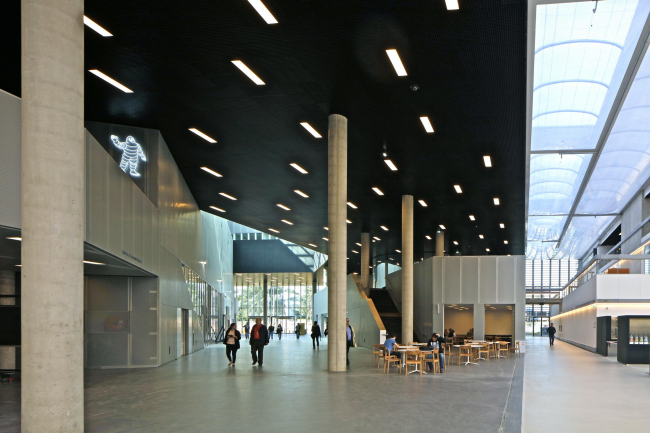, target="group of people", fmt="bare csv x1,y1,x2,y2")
383,332,446,373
